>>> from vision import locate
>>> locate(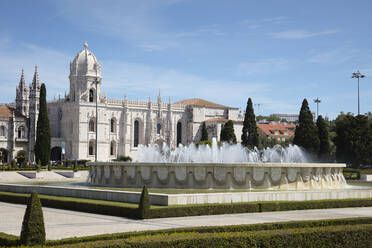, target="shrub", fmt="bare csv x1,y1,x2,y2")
36,160,41,172
0,232,18,247
47,163,51,171
20,191,45,246
138,185,150,219
73,160,78,172
113,156,132,162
